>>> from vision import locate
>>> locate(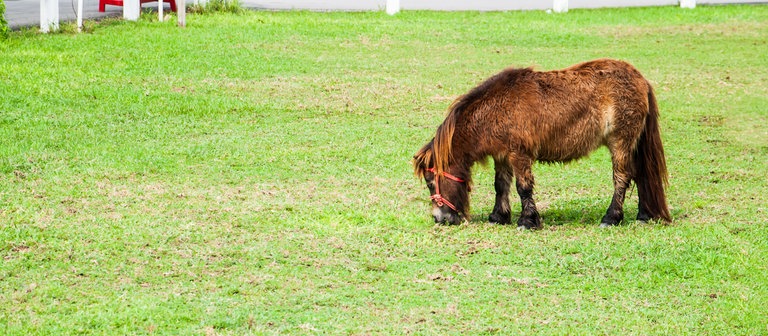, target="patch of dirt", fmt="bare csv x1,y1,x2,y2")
427,273,453,281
